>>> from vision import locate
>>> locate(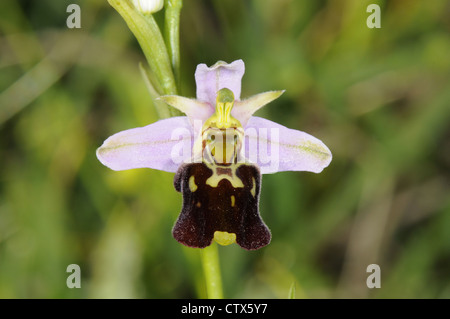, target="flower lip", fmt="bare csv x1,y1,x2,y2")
172,161,271,250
